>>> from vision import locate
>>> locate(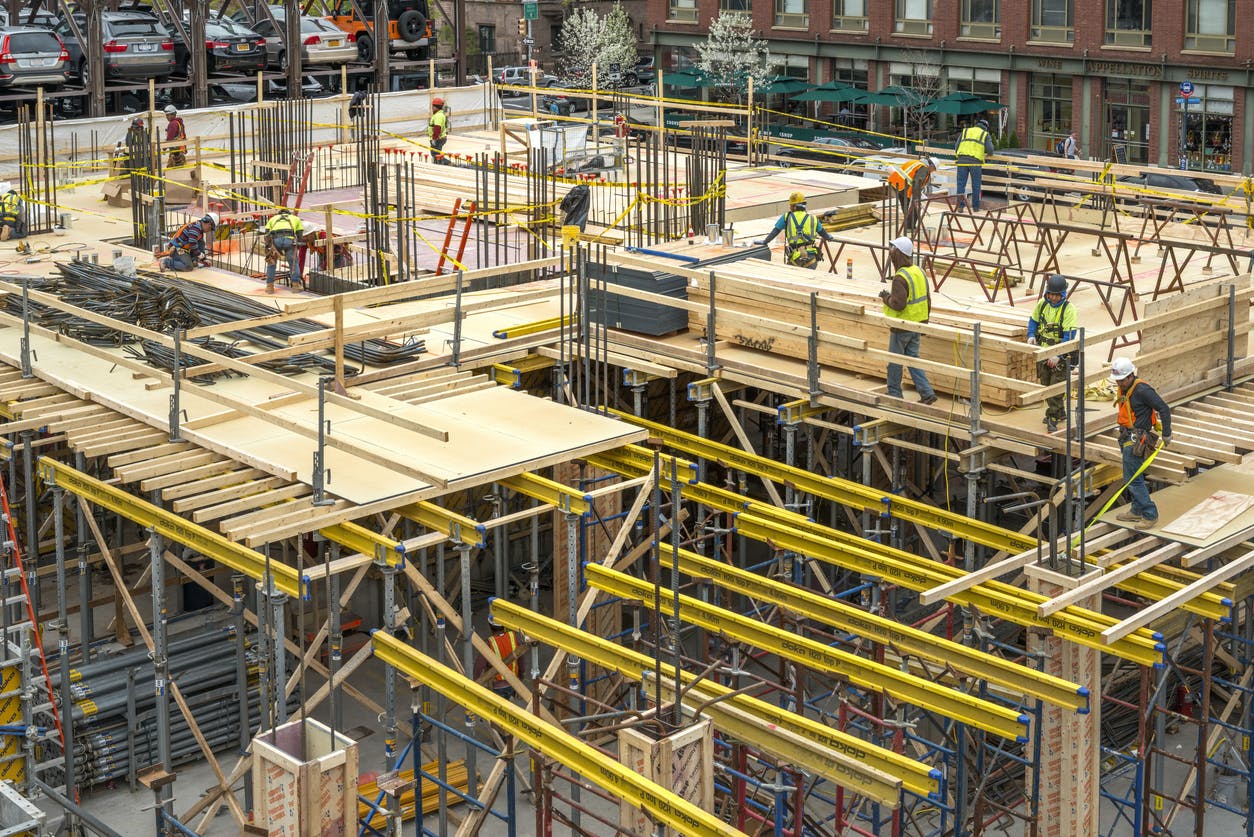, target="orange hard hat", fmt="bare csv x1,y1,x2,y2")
432,97,444,107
